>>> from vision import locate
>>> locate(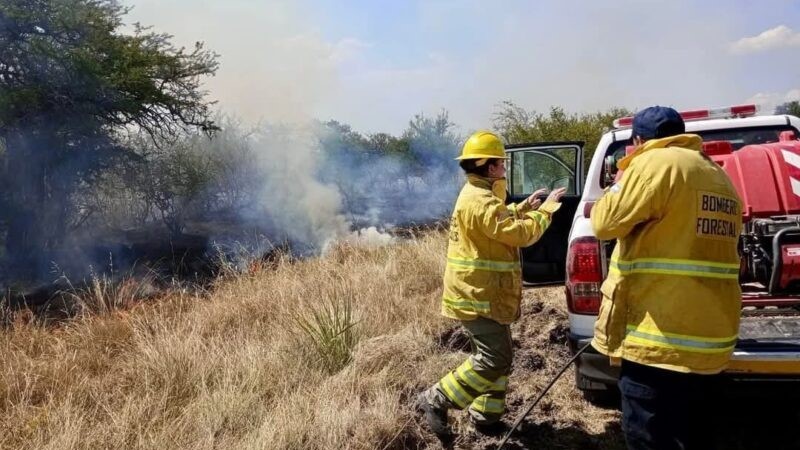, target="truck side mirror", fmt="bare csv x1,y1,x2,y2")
603,155,618,187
